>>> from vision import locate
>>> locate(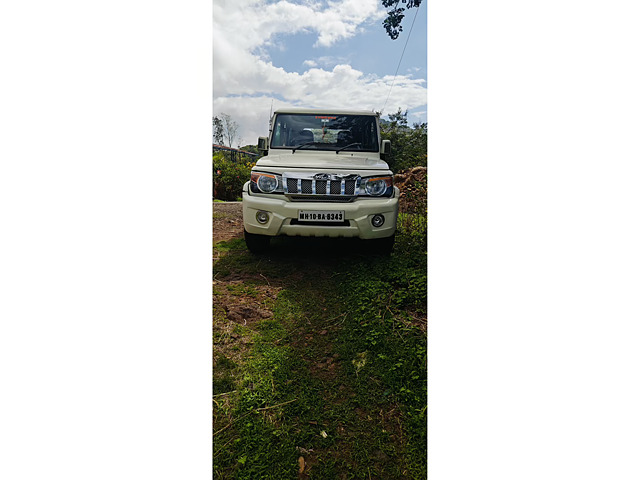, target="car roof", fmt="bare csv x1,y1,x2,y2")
273,108,378,116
